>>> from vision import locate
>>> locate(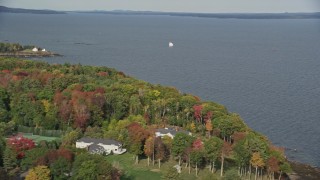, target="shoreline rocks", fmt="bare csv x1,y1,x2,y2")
289,161,320,180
